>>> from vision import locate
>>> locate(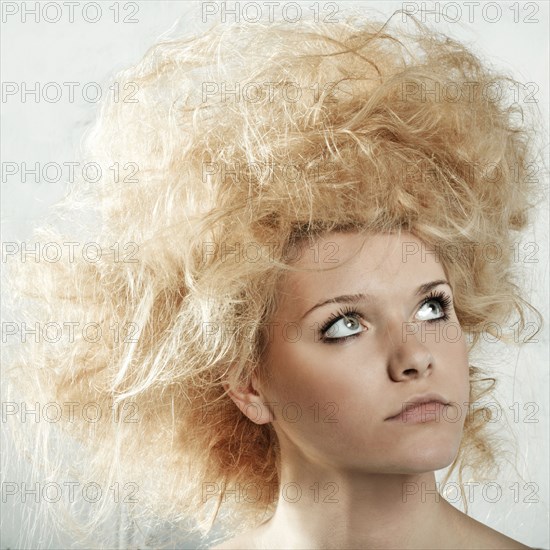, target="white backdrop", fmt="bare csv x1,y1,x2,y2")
1,1,548,549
